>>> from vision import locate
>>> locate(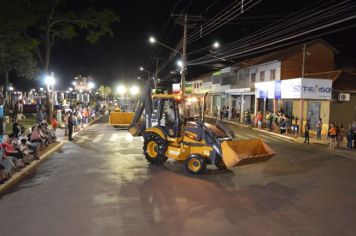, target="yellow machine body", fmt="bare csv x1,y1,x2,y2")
145,126,275,168
129,88,276,174
109,111,135,127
